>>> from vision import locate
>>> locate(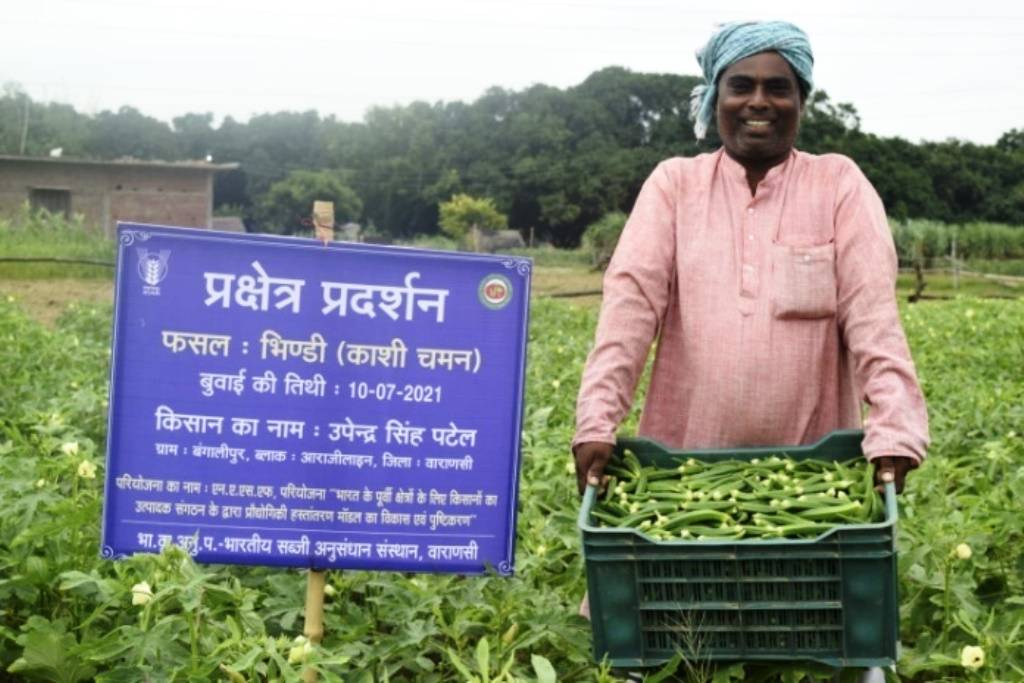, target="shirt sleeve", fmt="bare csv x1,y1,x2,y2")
833,159,930,463
573,162,678,447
